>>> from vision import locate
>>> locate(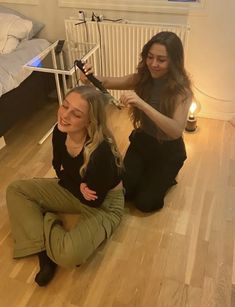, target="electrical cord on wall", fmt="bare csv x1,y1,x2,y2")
75,11,125,75
91,12,97,22
91,12,123,23
75,10,89,42
90,13,104,74
90,12,124,75
193,84,233,103
103,18,123,22
95,20,103,75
